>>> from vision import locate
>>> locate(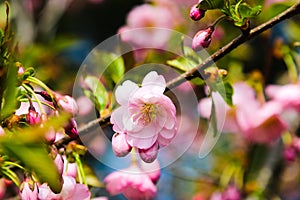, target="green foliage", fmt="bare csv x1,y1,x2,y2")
83,75,109,112
90,51,125,89
198,0,262,28
0,61,18,121
0,115,69,193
